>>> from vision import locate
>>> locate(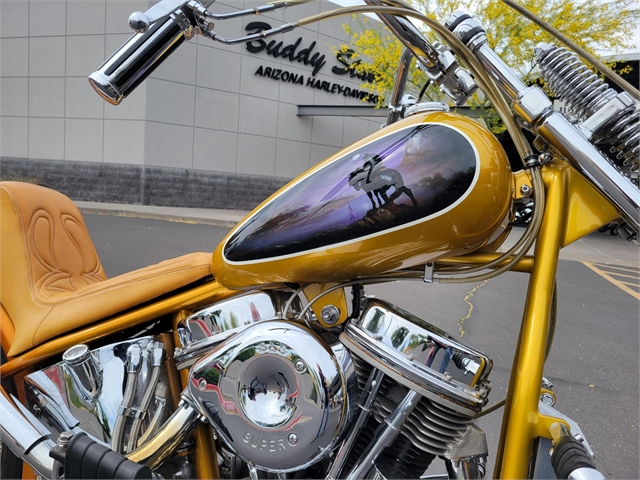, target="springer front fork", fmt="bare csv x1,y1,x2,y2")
495,164,604,479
